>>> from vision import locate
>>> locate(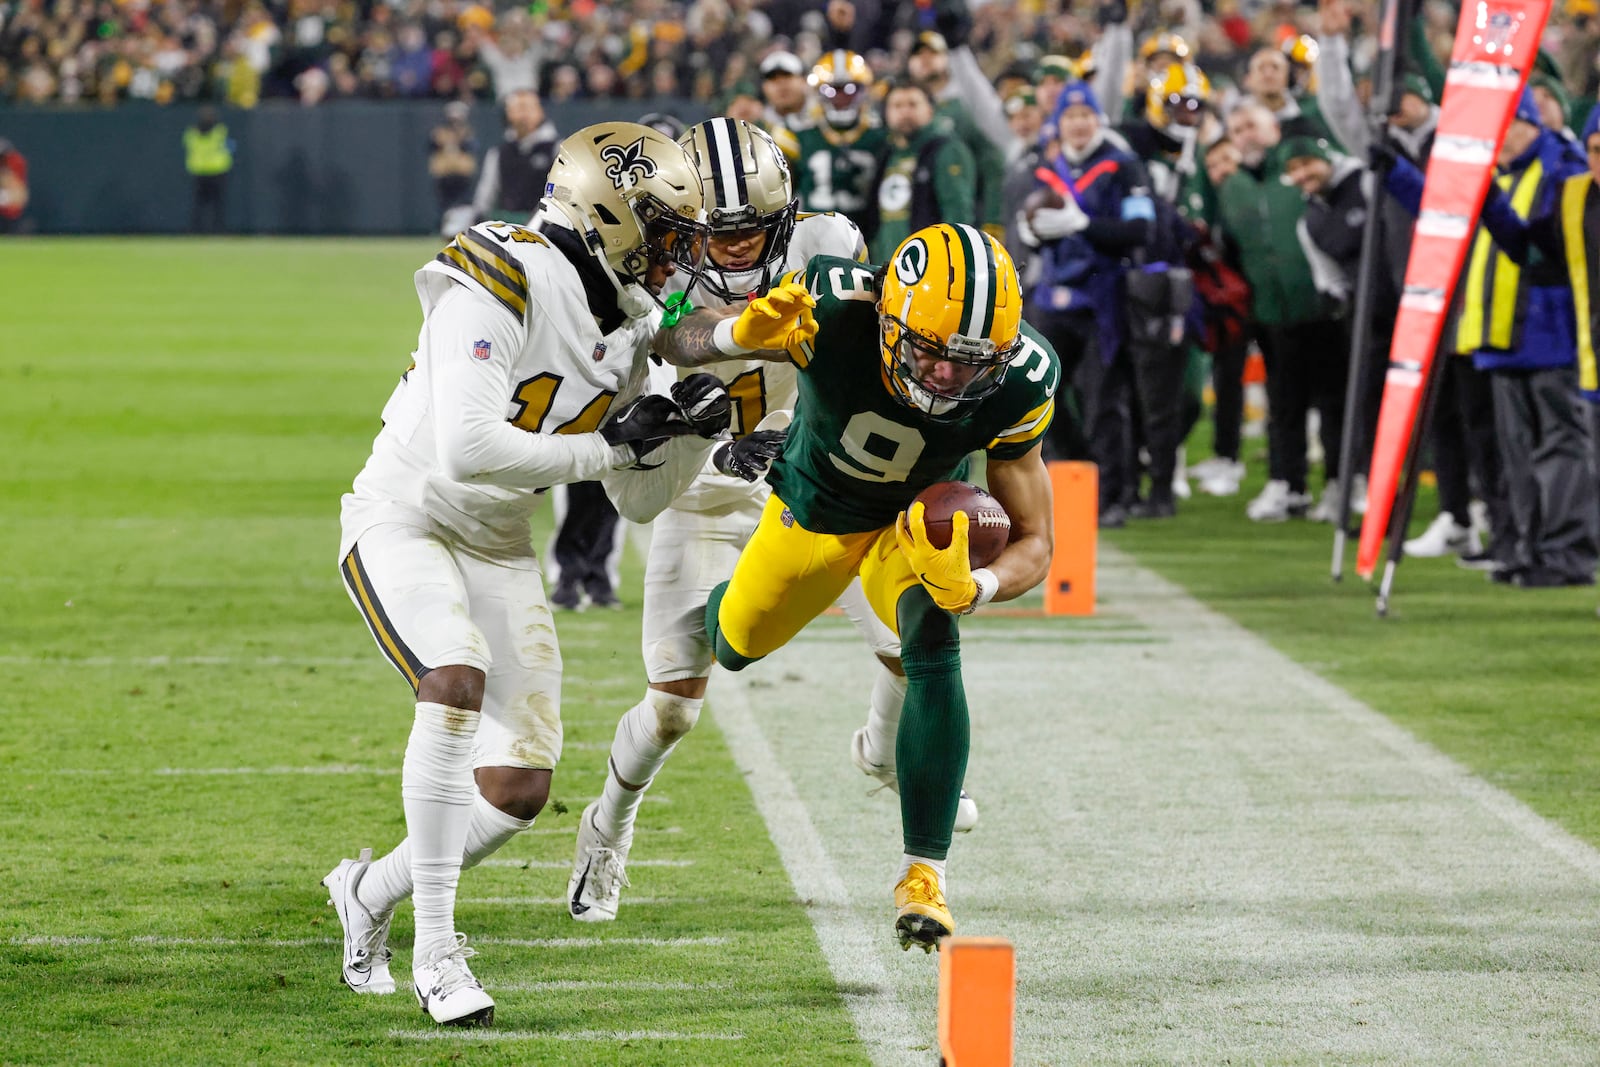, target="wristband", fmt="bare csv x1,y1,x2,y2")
964,568,1000,615
713,316,756,356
